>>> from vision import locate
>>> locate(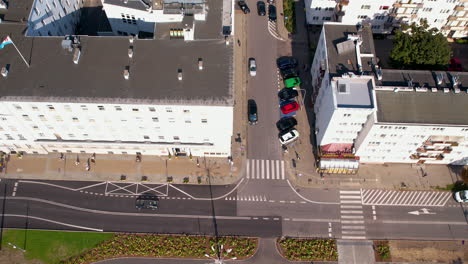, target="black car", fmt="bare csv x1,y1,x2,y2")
276,56,298,70
280,67,298,79
268,5,277,21
278,87,299,101
135,194,159,210
248,99,258,125
276,117,297,132
257,1,266,16
238,1,250,14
